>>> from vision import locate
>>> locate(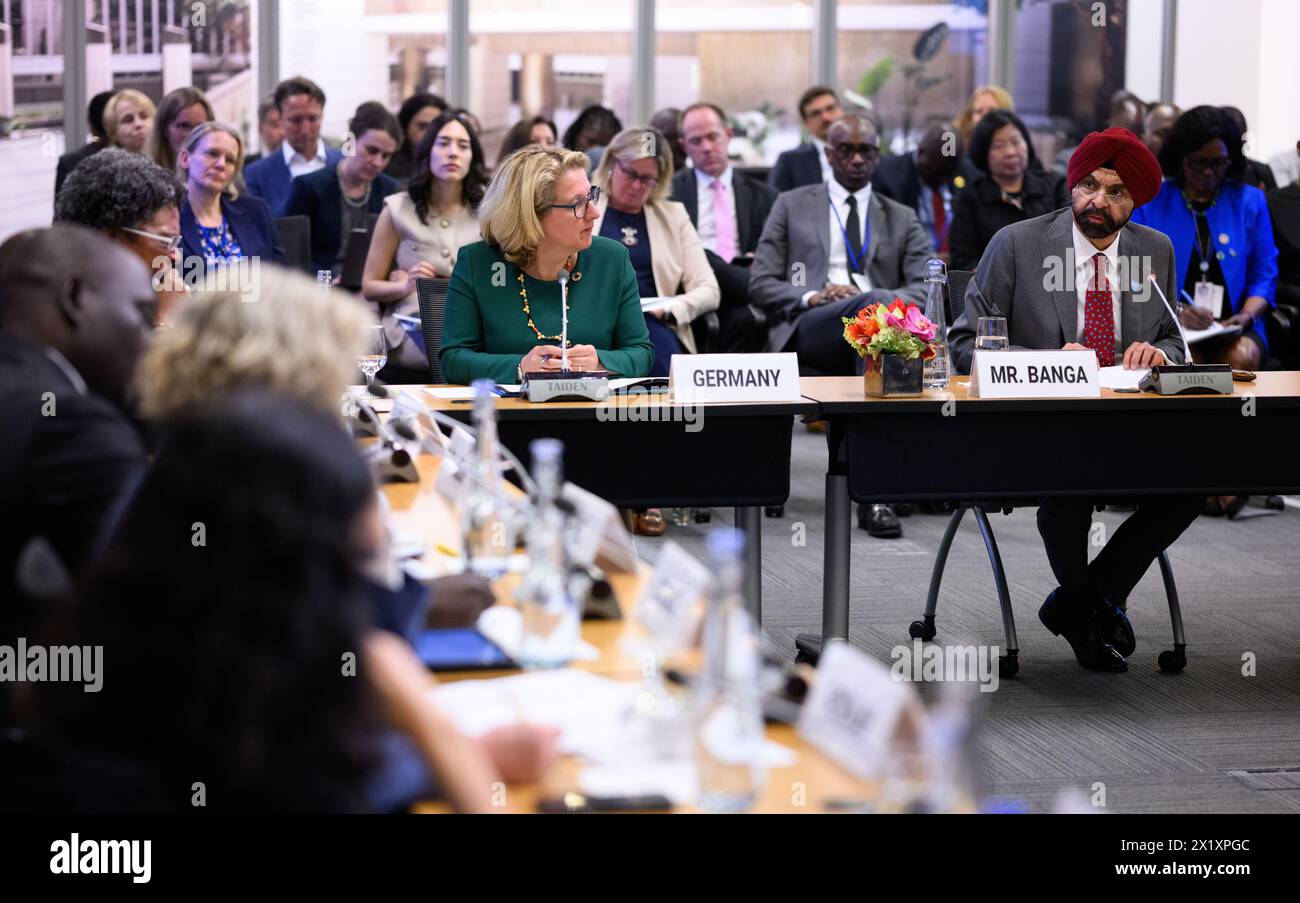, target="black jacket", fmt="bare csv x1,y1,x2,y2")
54,142,103,195
768,142,823,193
669,167,778,258
948,168,1069,271
282,163,399,273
